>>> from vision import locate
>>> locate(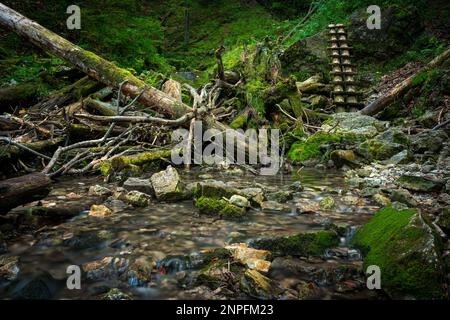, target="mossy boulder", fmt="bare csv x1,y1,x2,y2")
251,230,339,257
411,130,448,154
352,206,446,299
356,128,409,161
396,175,444,192
195,196,246,219
150,166,185,201
322,112,386,139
